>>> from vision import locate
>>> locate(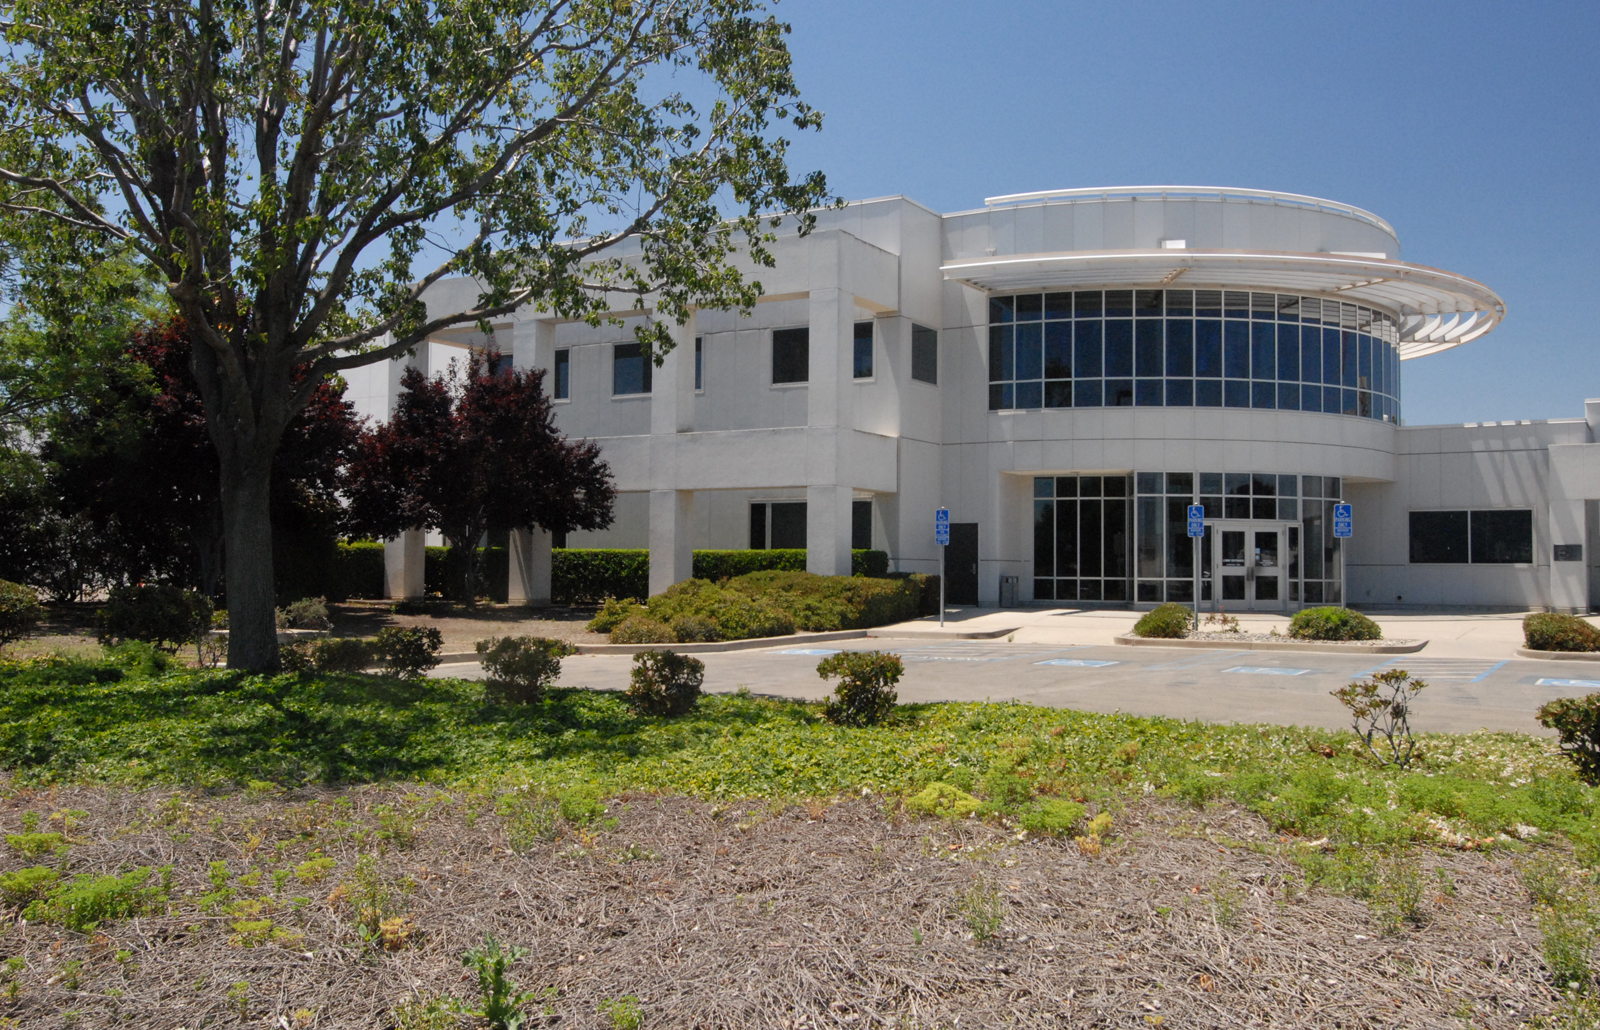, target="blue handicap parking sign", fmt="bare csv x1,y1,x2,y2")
935,507,949,545
1333,503,1353,538
1186,504,1205,538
